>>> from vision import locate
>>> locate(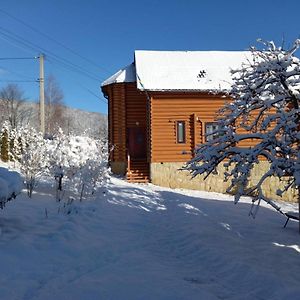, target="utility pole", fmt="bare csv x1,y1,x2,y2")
39,53,45,135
